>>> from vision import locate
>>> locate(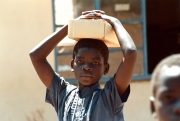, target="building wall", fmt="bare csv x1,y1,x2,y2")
0,0,155,121
0,0,57,121
124,80,155,121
